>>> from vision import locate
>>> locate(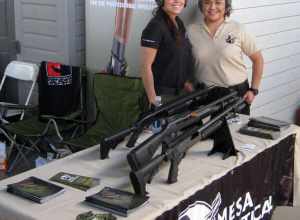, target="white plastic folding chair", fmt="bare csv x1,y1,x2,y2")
0,61,39,123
